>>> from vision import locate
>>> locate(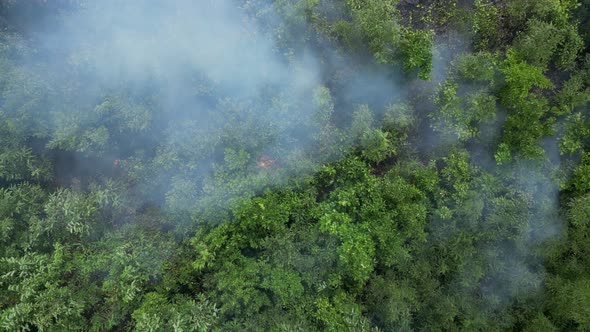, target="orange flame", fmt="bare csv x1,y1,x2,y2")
258,155,276,170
